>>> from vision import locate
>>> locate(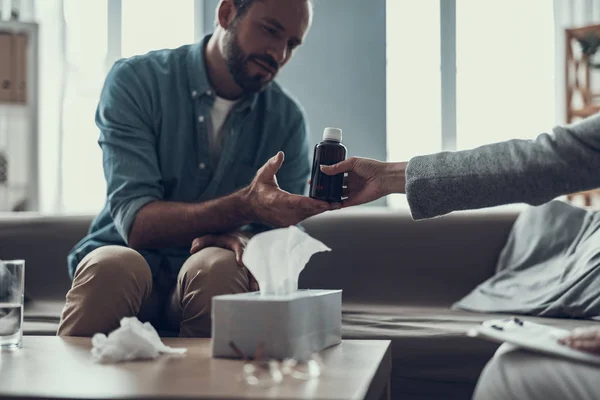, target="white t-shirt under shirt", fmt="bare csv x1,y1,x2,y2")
208,95,238,168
